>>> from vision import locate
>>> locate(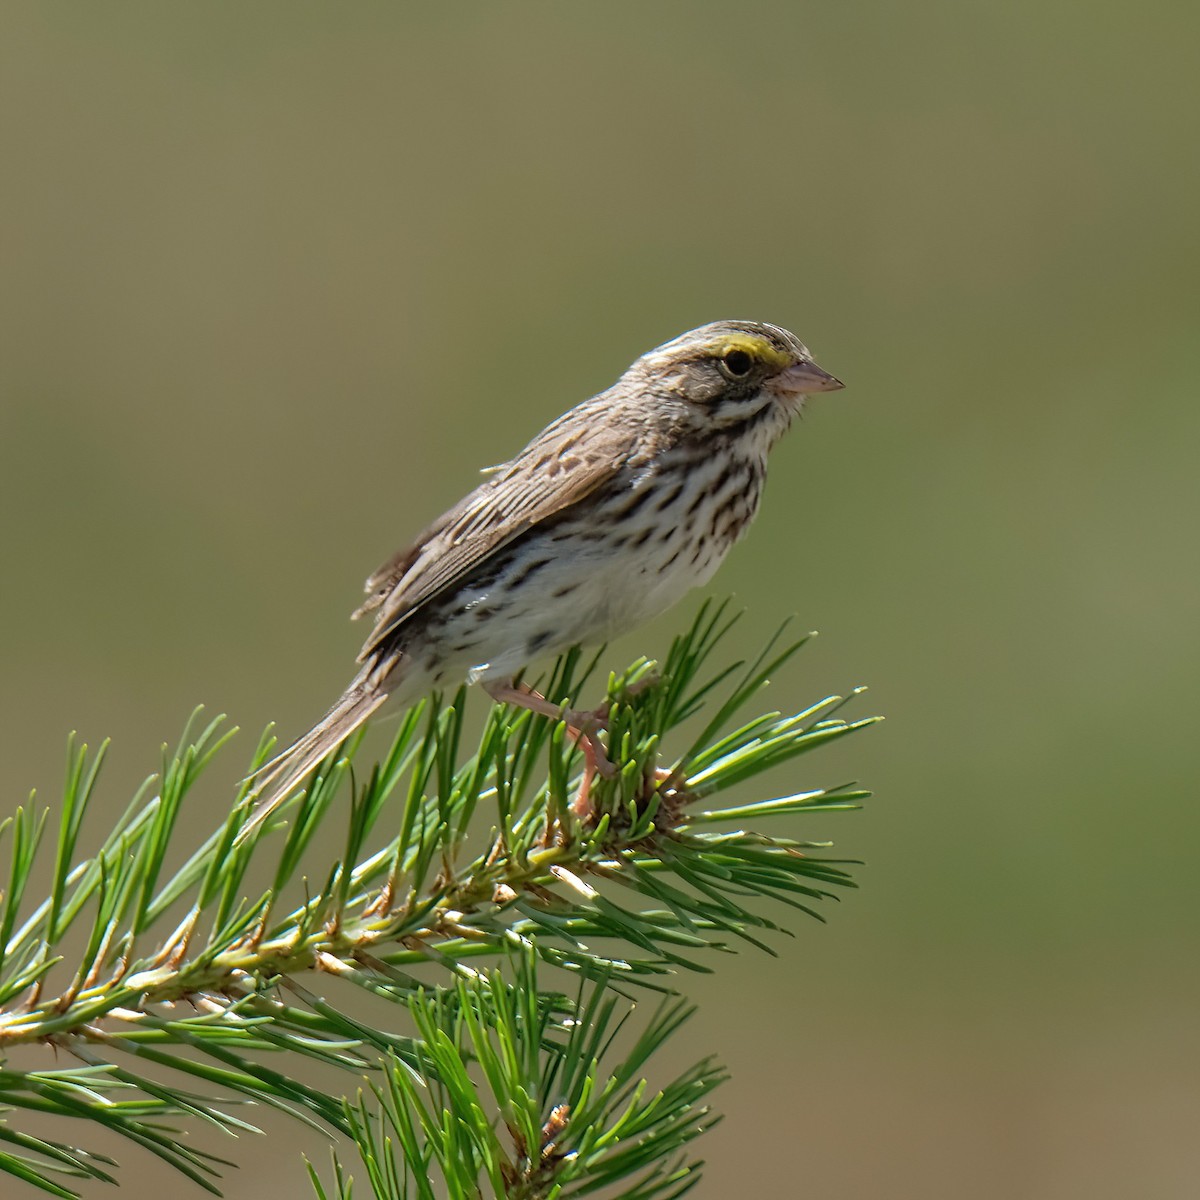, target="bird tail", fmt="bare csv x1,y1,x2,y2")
235,676,389,845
